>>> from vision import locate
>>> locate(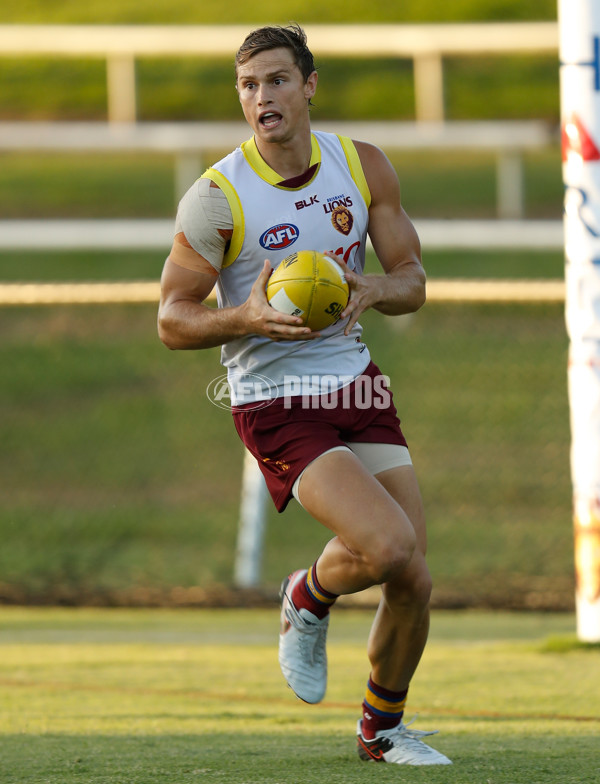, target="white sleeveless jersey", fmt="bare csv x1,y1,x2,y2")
202,131,373,405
